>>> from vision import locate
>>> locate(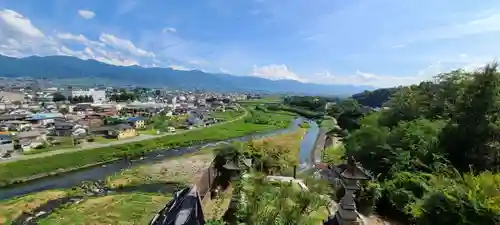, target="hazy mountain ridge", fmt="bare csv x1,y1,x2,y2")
0,55,373,95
